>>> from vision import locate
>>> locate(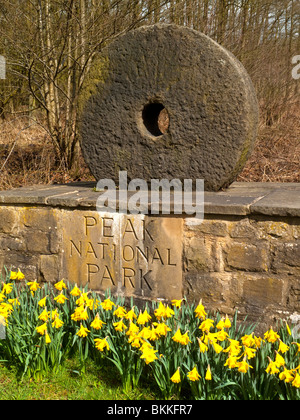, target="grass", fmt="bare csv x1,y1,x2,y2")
0,358,158,400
